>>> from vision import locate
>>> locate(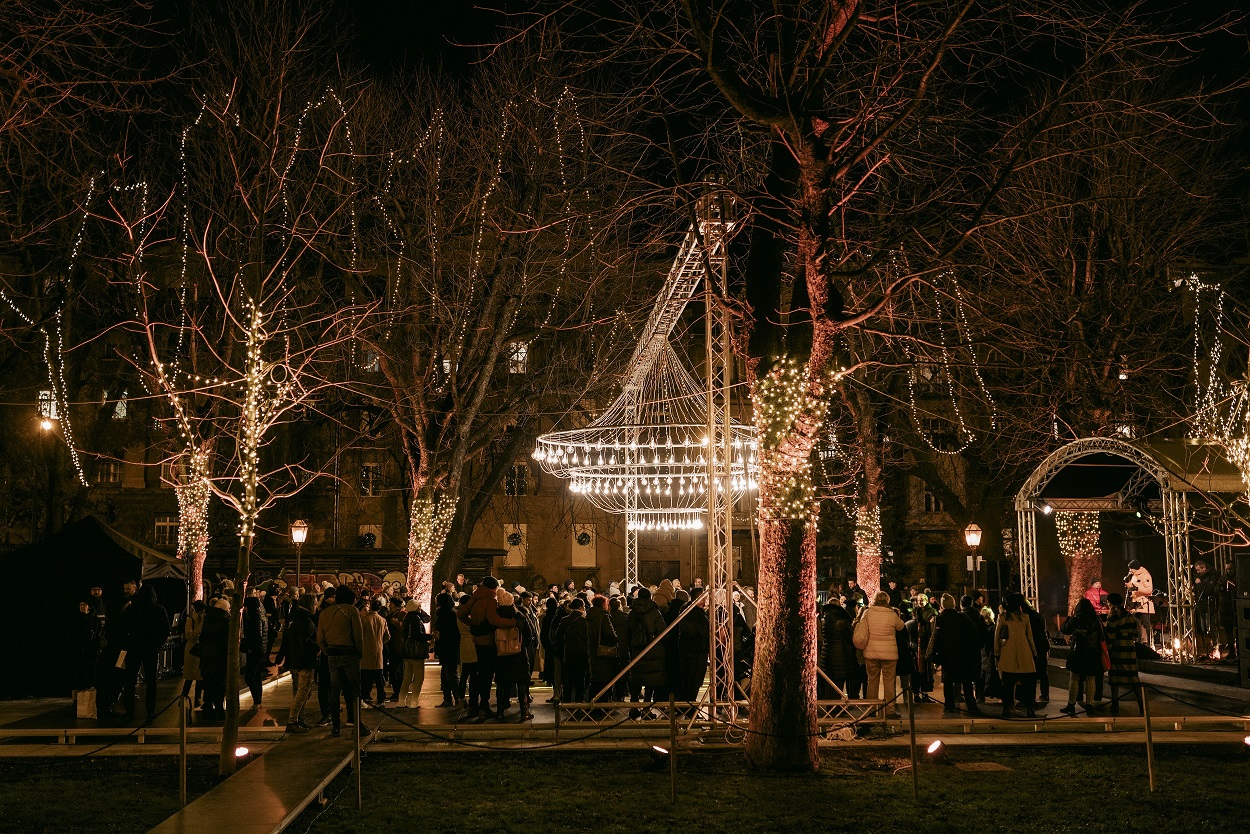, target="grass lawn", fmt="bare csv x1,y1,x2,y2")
0,756,219,834
296,745,1248,834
